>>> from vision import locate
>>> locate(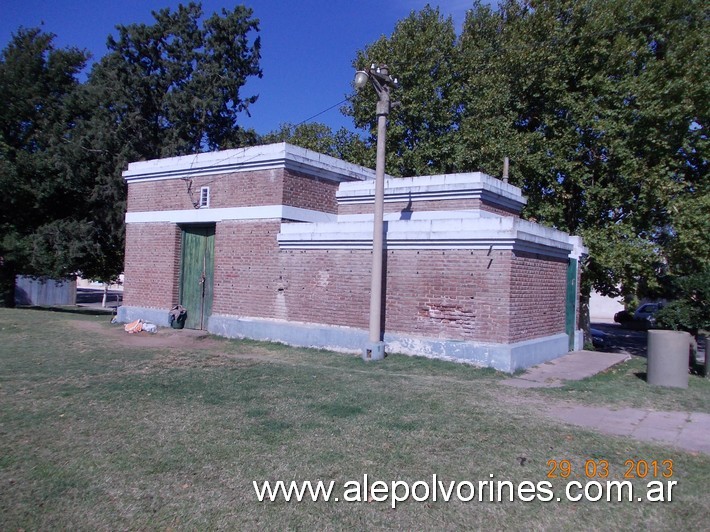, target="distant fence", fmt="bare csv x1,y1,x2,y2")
15,276,77,306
